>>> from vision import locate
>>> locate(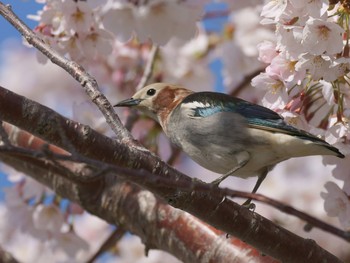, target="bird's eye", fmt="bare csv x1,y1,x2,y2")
146,88,156,96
